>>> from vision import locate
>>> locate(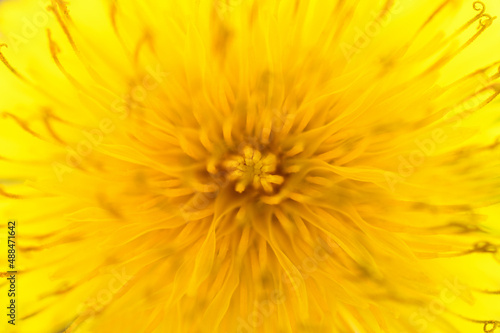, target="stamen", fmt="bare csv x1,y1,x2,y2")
43,108,86,129
0,44,74,108
223,146,284,193
42,111,65,144
430,222,484,234
466,241,498,254
48,4,105,84
133,30,154,65
0,187,24,199
52,0,70,20
451,313,500,333
47,29,84,91
110,0,132,58
427,83,500,127
2,112,42,140
409,0,451,43
0,44,27,82
425,2,496,74
444,61,500,91
442,1,488,44
473,288,500,295
47,4,79,55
